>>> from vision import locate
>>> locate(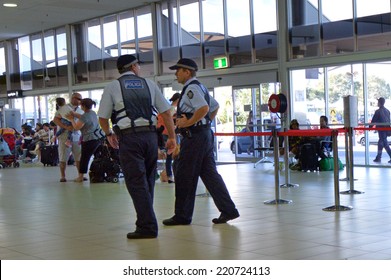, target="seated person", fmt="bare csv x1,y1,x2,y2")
285,119,303,170
30,123,51,162
288,119,302,158
296,115,331,163
51,97,73,147
318,115,332,159
21,130,34,159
